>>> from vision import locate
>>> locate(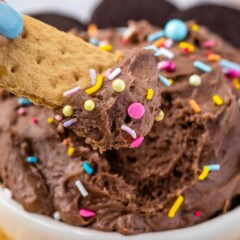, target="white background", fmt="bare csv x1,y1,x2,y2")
6,0,240,23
